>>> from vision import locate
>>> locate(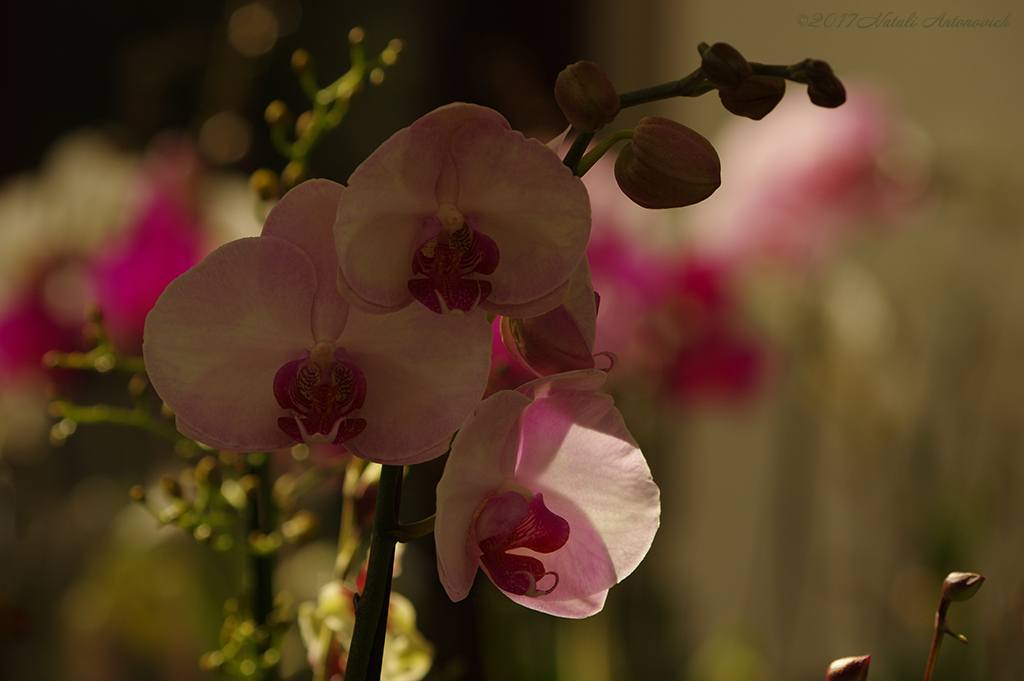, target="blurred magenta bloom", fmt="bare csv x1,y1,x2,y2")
435,369,660,617
688,84,928,267
90,192,204,353
144,179,491,464
582,161,766,403
335,103,591,316
0,131,260,387
662,258,765,402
